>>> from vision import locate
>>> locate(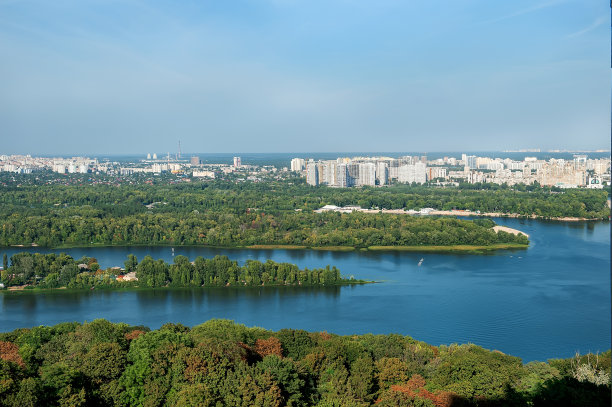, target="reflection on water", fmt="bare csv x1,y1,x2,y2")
0,218,609,362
